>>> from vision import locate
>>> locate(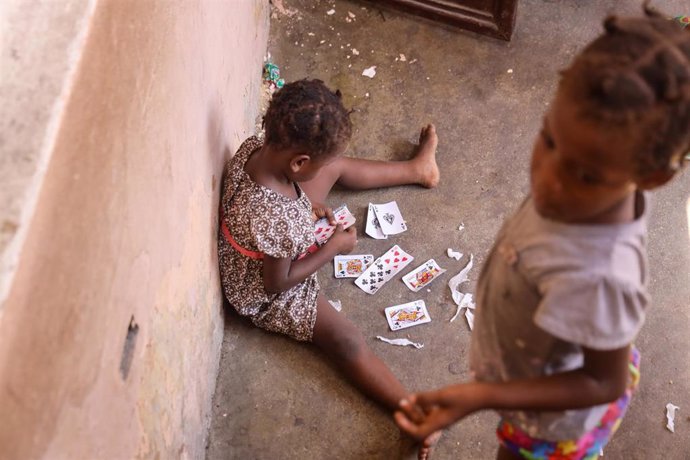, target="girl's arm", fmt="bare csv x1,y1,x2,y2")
395,345,631,440
262,224,357,293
